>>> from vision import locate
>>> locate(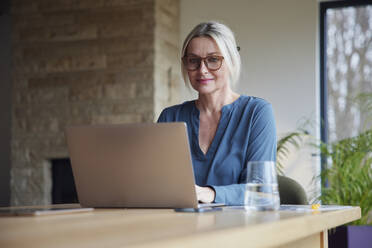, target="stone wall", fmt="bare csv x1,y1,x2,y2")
154,0,180,118
10,0,180,206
